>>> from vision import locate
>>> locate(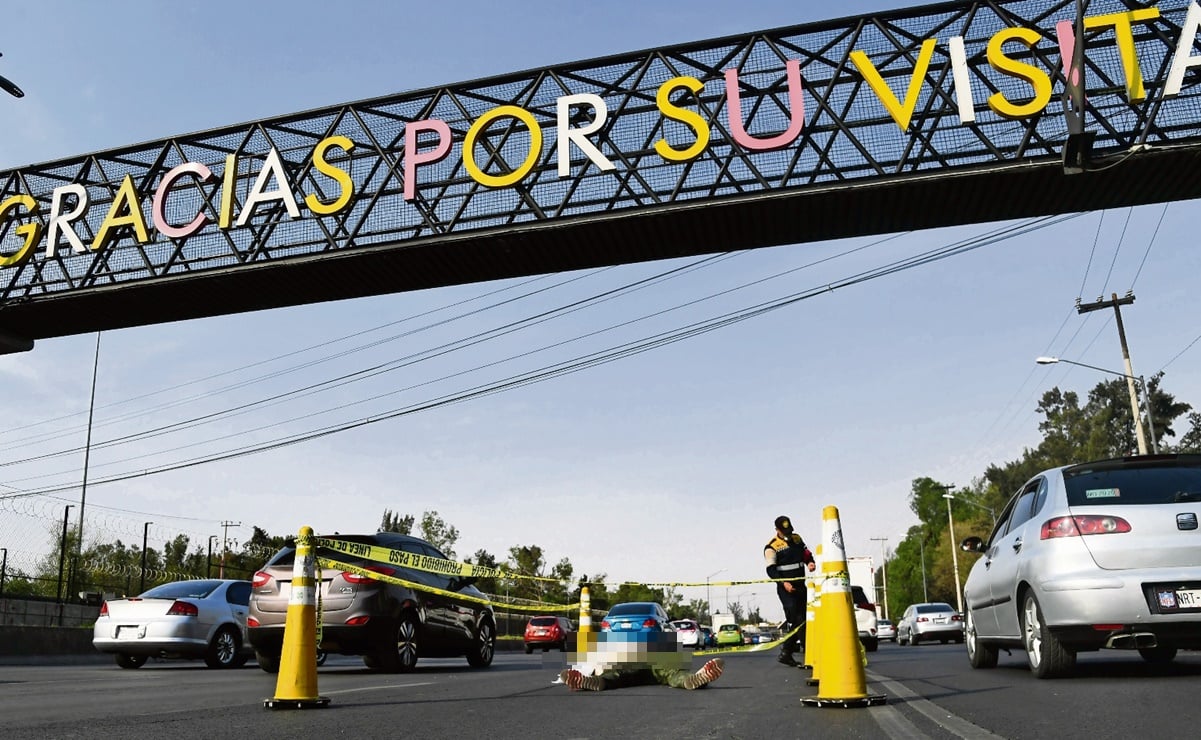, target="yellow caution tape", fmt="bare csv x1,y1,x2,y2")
693,623,804,657
317,557,579,613
315,536,563,584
